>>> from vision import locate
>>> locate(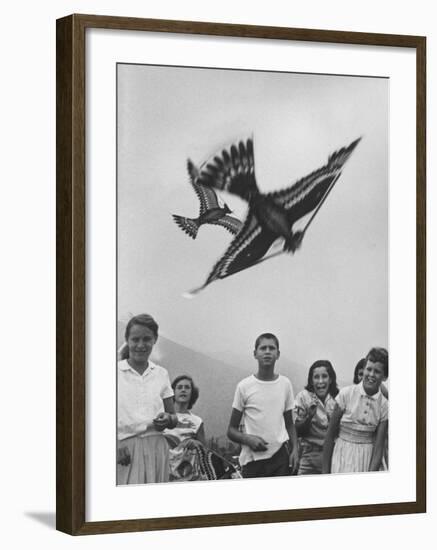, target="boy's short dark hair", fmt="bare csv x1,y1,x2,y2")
254,333,280,350
365,347,389,378
125,314,159,341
